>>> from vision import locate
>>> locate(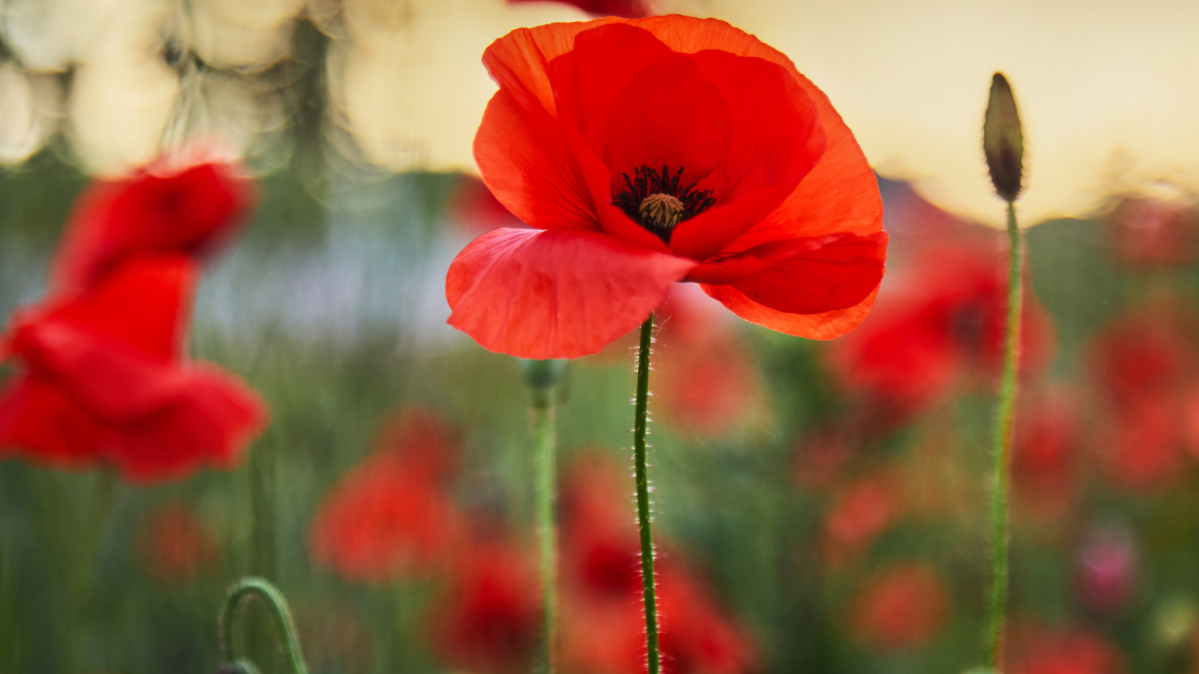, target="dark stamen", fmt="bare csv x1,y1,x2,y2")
612,165,716,244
